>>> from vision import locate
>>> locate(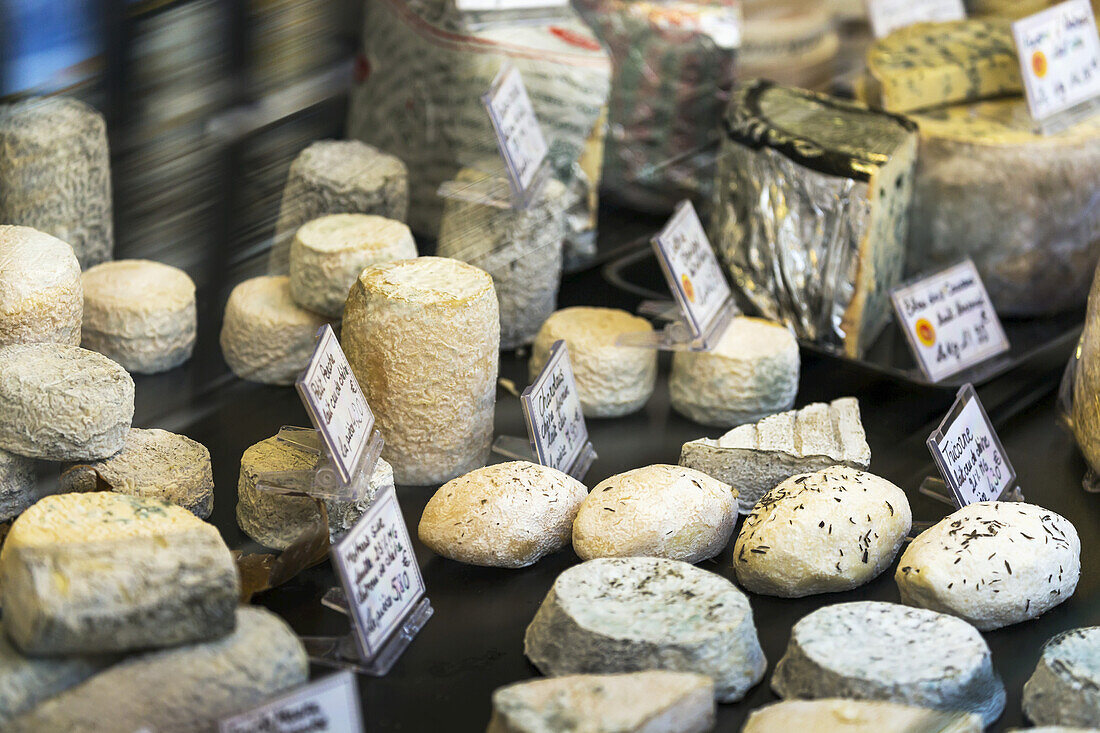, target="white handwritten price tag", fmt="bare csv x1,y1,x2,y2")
1013,0,1100,123
219,671,363,733
653,201,733,339
521,341,591,476
928,385,1017,507
483,65,549,199
867,0,965,39
890,259,1010,383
